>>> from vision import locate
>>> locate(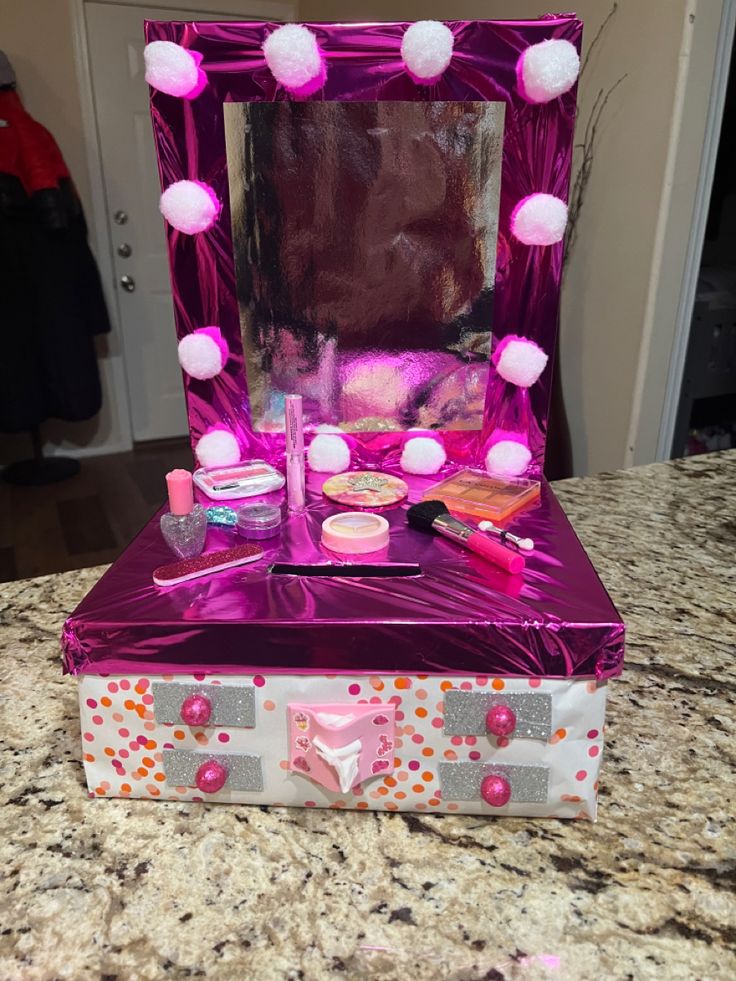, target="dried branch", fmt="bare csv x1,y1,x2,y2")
563,3,625,267
564,74,627,265
580,1,618,80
